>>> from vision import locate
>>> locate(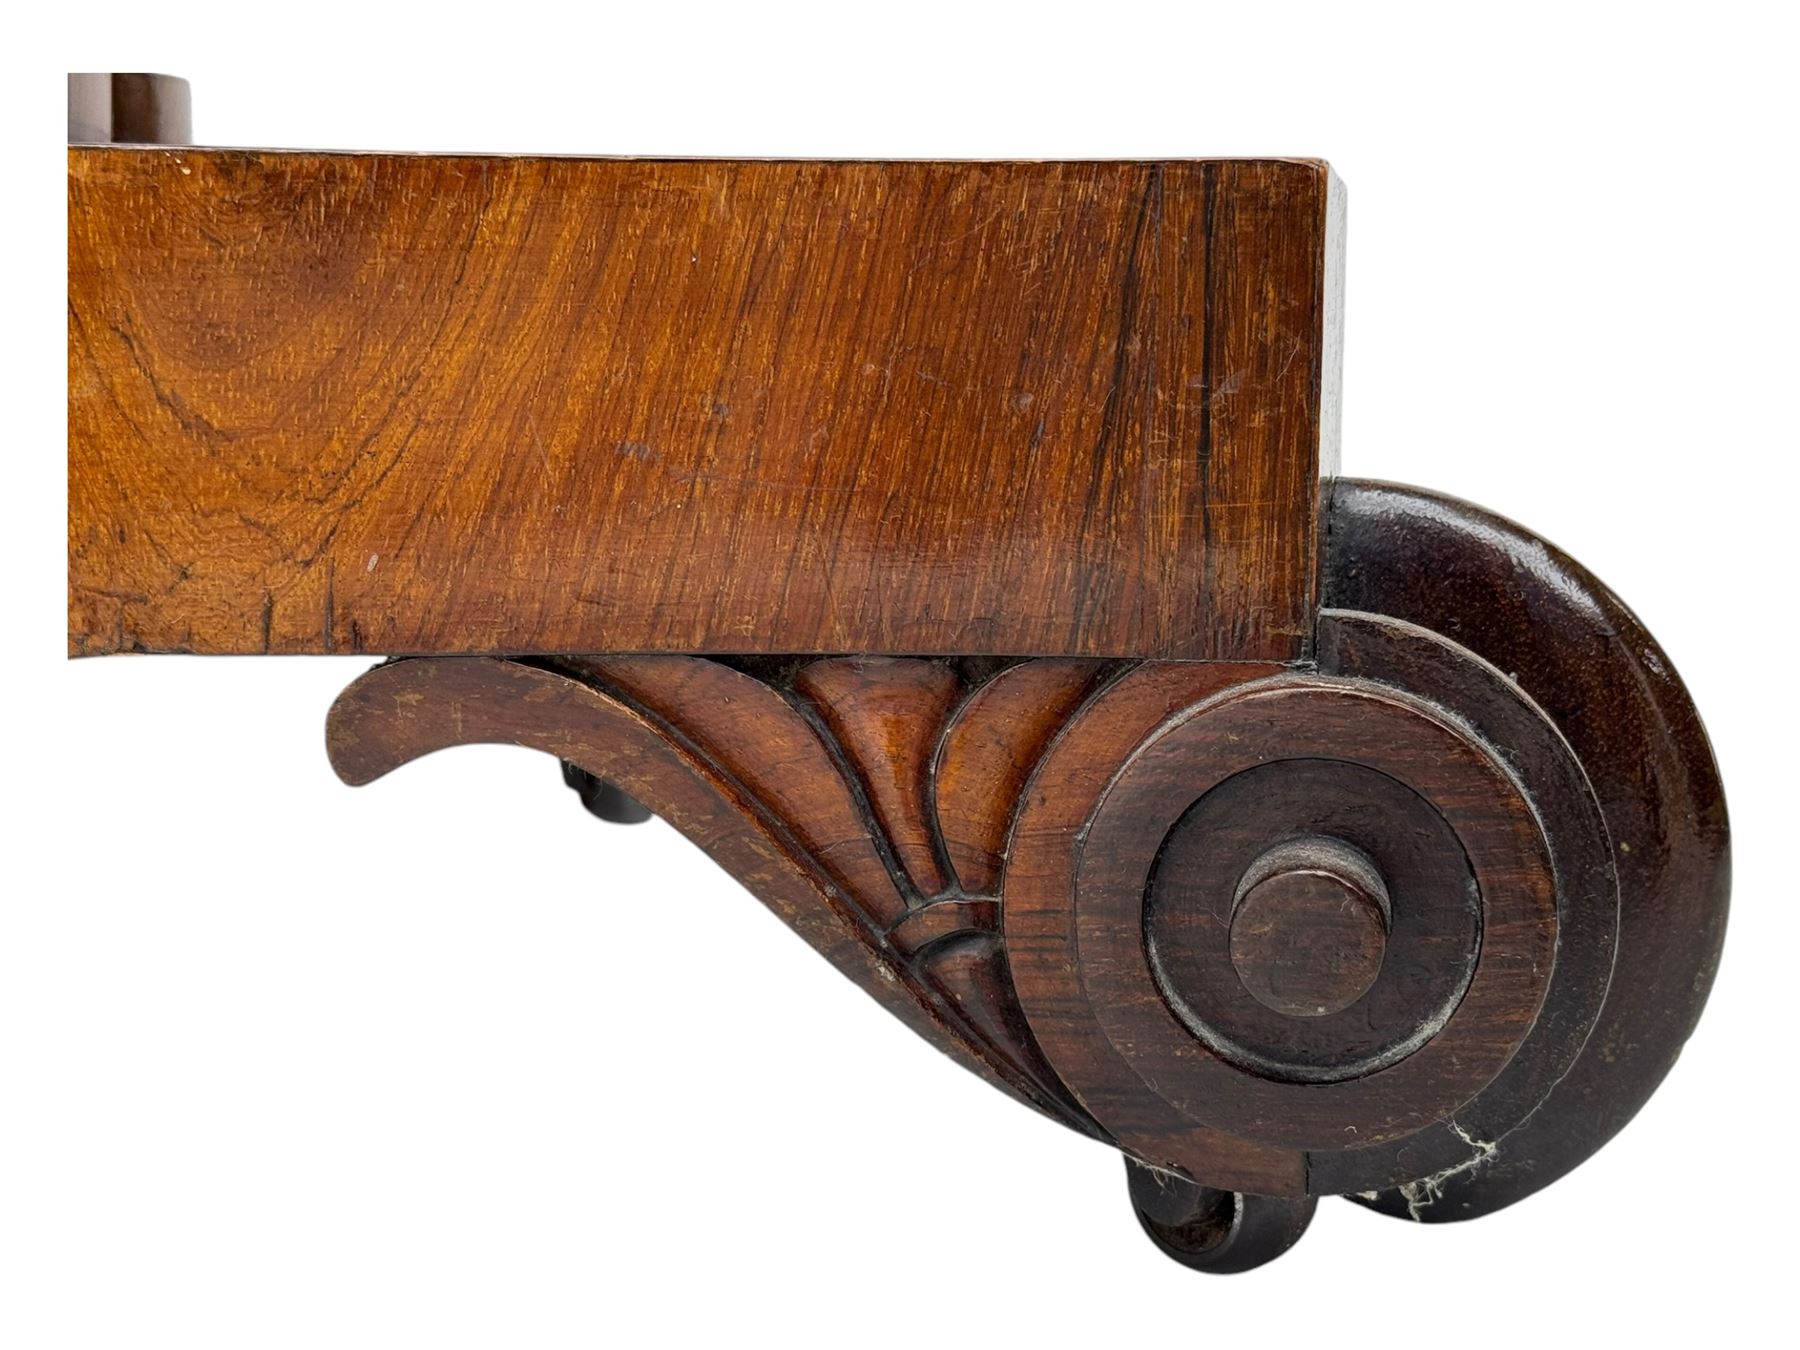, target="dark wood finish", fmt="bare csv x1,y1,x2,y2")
328,654,1097,1130
1149,758,1483,1085
1124,1158,1317,1275
933,658,1109,895
69,149,1342,661
574,654,911,925
792,658,964,899
560,761,652,824
1323,480,1730,1219
67,73,191,145
1062,677,1555,1154
1003,660,1312,1199
1226,837,1391,1019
